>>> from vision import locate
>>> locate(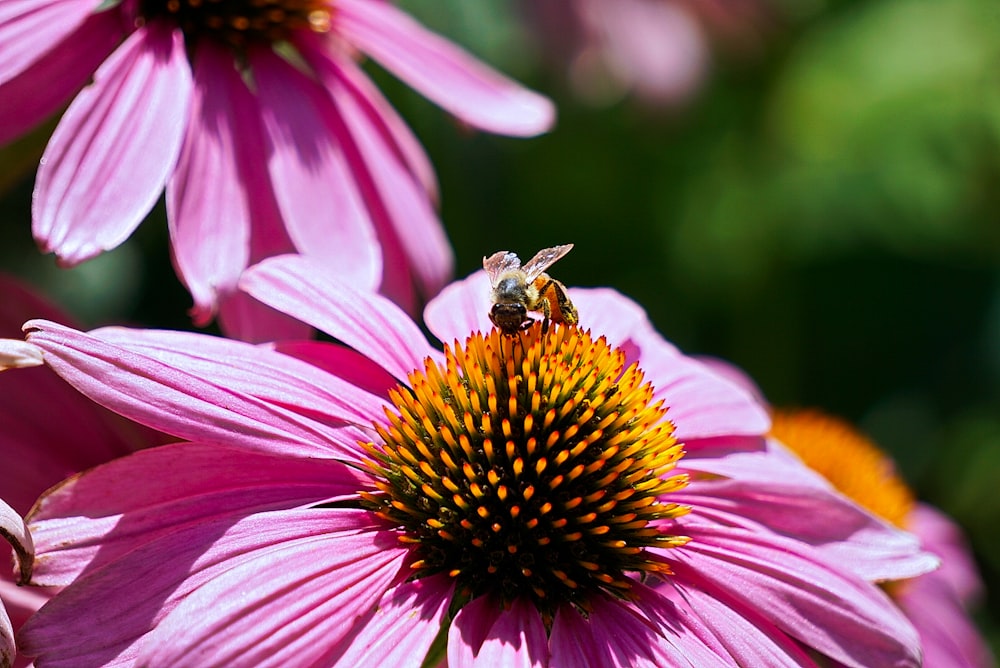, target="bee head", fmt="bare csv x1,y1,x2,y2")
490,302,529,334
